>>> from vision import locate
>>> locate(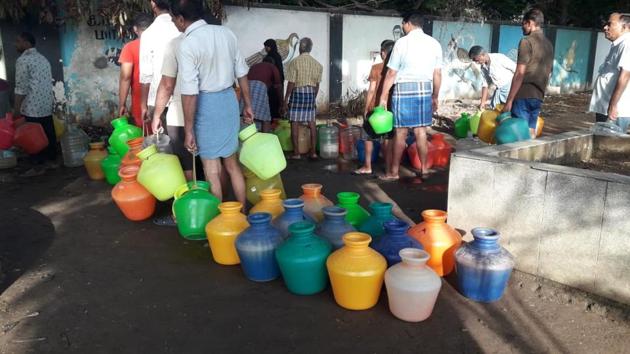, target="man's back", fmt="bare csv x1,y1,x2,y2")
139,14,180,105
15,48,53,117
516,30,554,100
178,22,248,94
286,53,322,88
